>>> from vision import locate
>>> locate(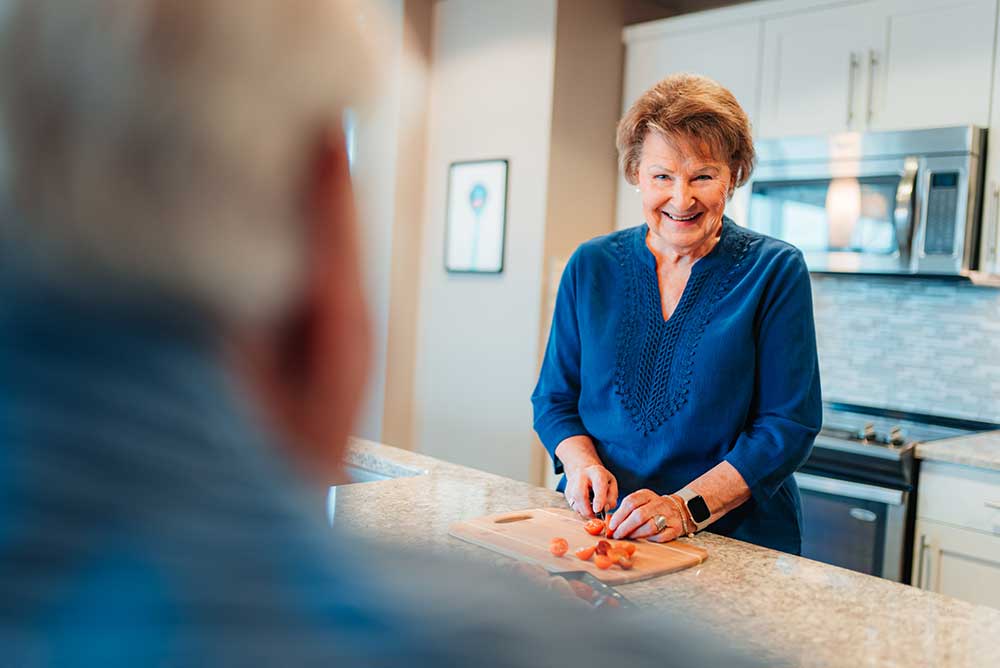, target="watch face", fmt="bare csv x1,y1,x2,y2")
688,495,711,523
